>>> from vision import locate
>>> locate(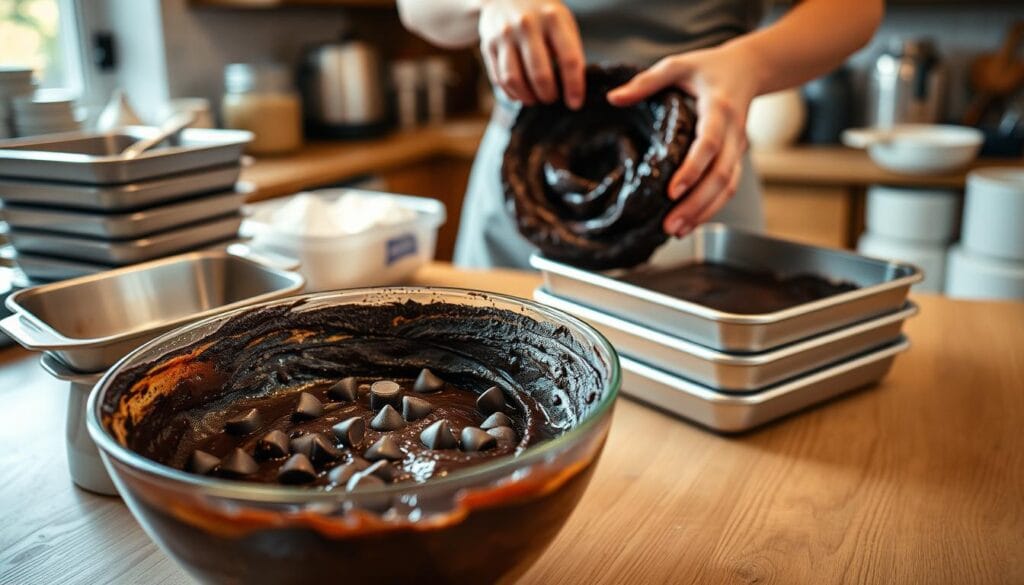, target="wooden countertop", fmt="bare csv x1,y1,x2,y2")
241,118,1021,198
1,263,1022,584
